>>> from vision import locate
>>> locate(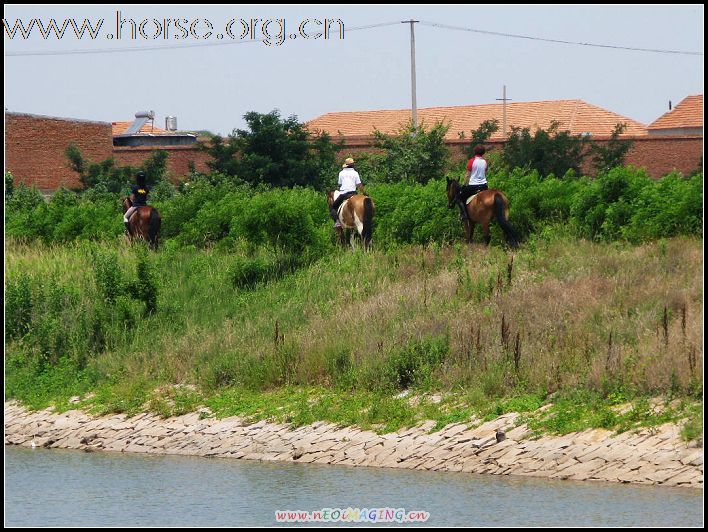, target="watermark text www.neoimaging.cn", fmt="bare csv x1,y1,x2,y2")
4,11,345,46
